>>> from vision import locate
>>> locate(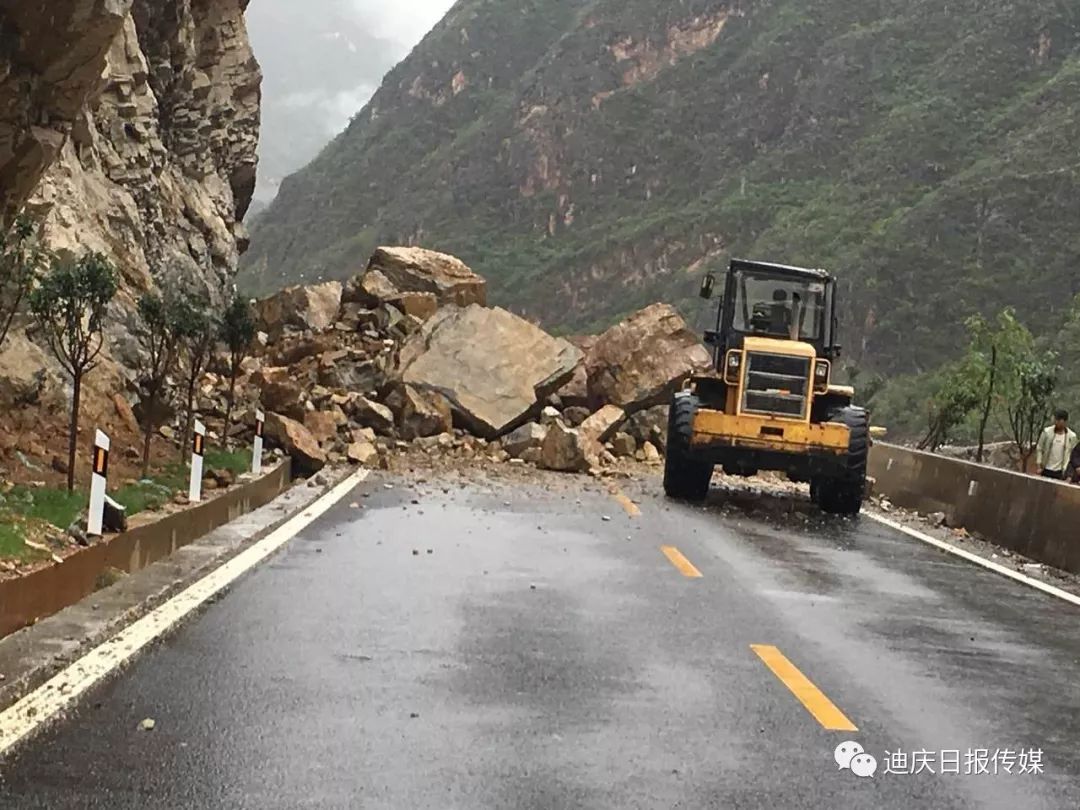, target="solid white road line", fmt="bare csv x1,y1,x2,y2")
0,470,368,758
864,510,1080,609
